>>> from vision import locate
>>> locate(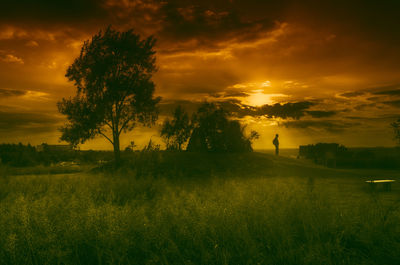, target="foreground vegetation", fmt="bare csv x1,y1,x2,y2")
0,152,399,265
